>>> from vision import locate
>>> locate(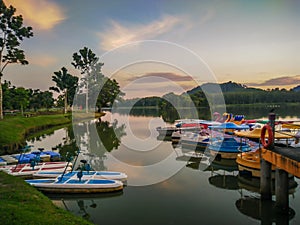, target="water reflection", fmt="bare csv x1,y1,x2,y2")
236,197,295,225
238,175,298,195
51,119,127,170
23,108,300,224
50,192,123,223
